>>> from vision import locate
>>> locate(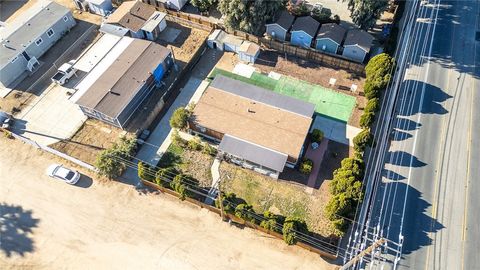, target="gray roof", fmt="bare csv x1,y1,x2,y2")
0,1,71,69
76,39,171,118
267,10,295,31
344,29,374,52
316,23,346,45
219,134,288,172
211,75,315,118
290,16,320,38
